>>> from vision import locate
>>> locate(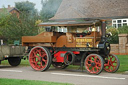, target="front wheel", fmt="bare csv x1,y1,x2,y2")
84,54,104,75
8,57,21,66
104,54,120,73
